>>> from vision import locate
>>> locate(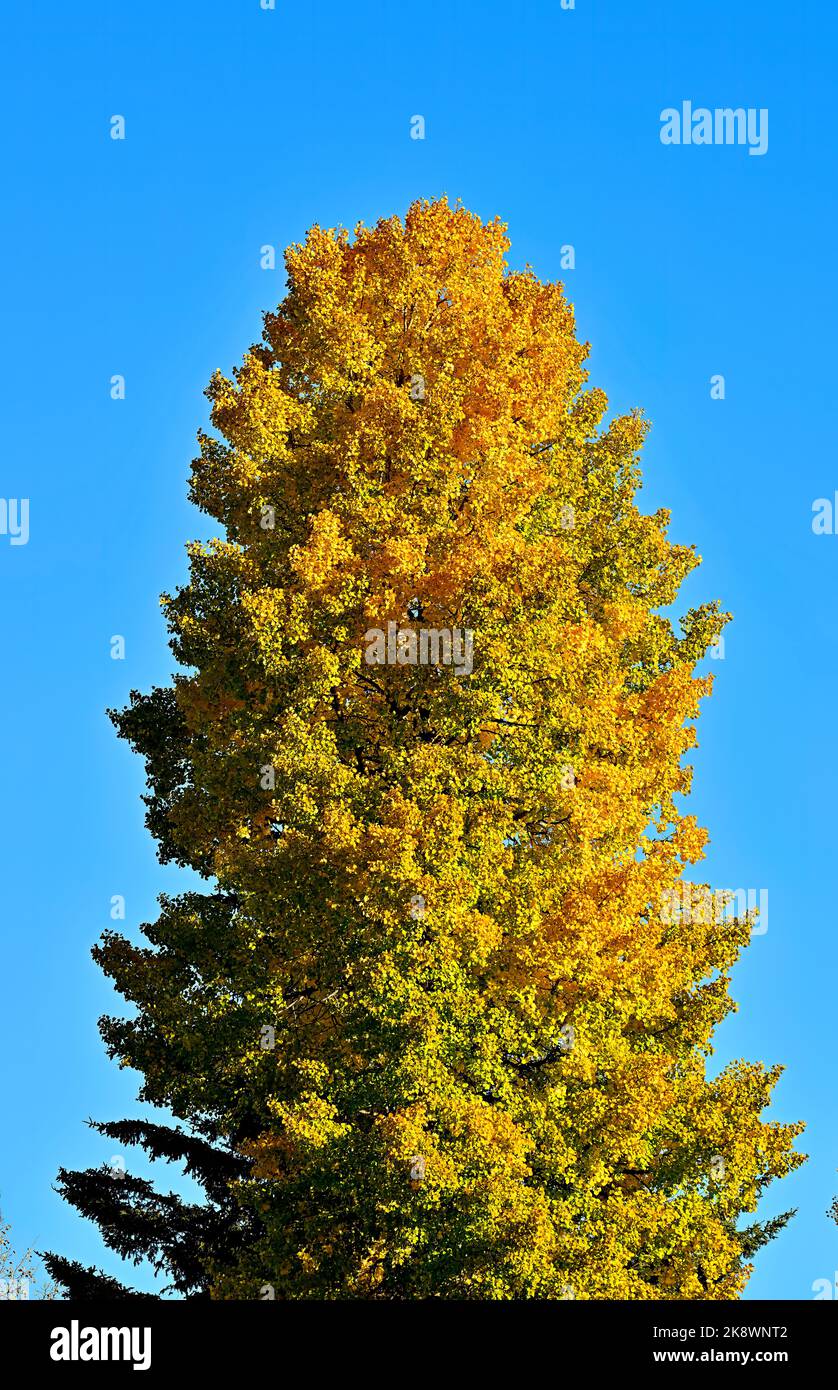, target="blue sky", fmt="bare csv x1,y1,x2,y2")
1,0,835,1299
